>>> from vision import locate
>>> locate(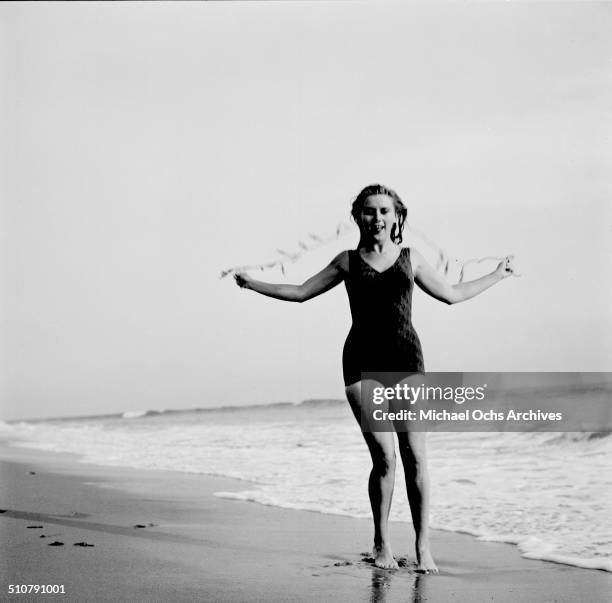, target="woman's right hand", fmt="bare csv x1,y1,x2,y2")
234,272,252,289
